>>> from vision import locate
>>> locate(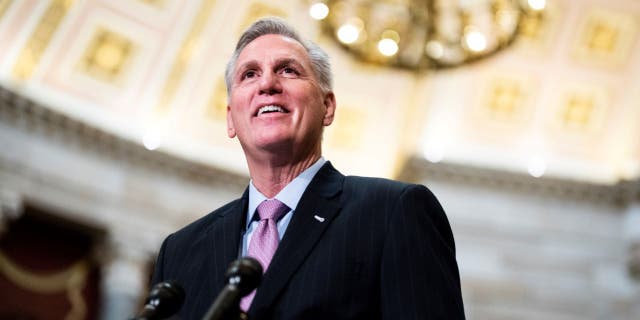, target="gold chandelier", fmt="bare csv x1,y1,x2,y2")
308,0,546,70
